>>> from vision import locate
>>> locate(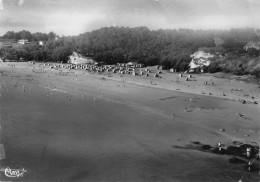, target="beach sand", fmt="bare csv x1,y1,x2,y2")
0,62,259,182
